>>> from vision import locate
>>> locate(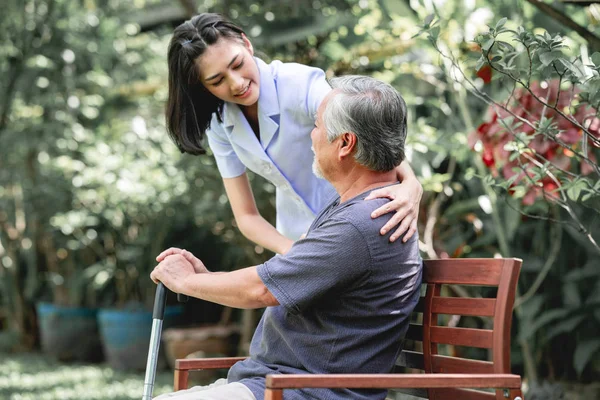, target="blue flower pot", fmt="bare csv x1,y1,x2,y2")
97,305,183,370
36,303,103,362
